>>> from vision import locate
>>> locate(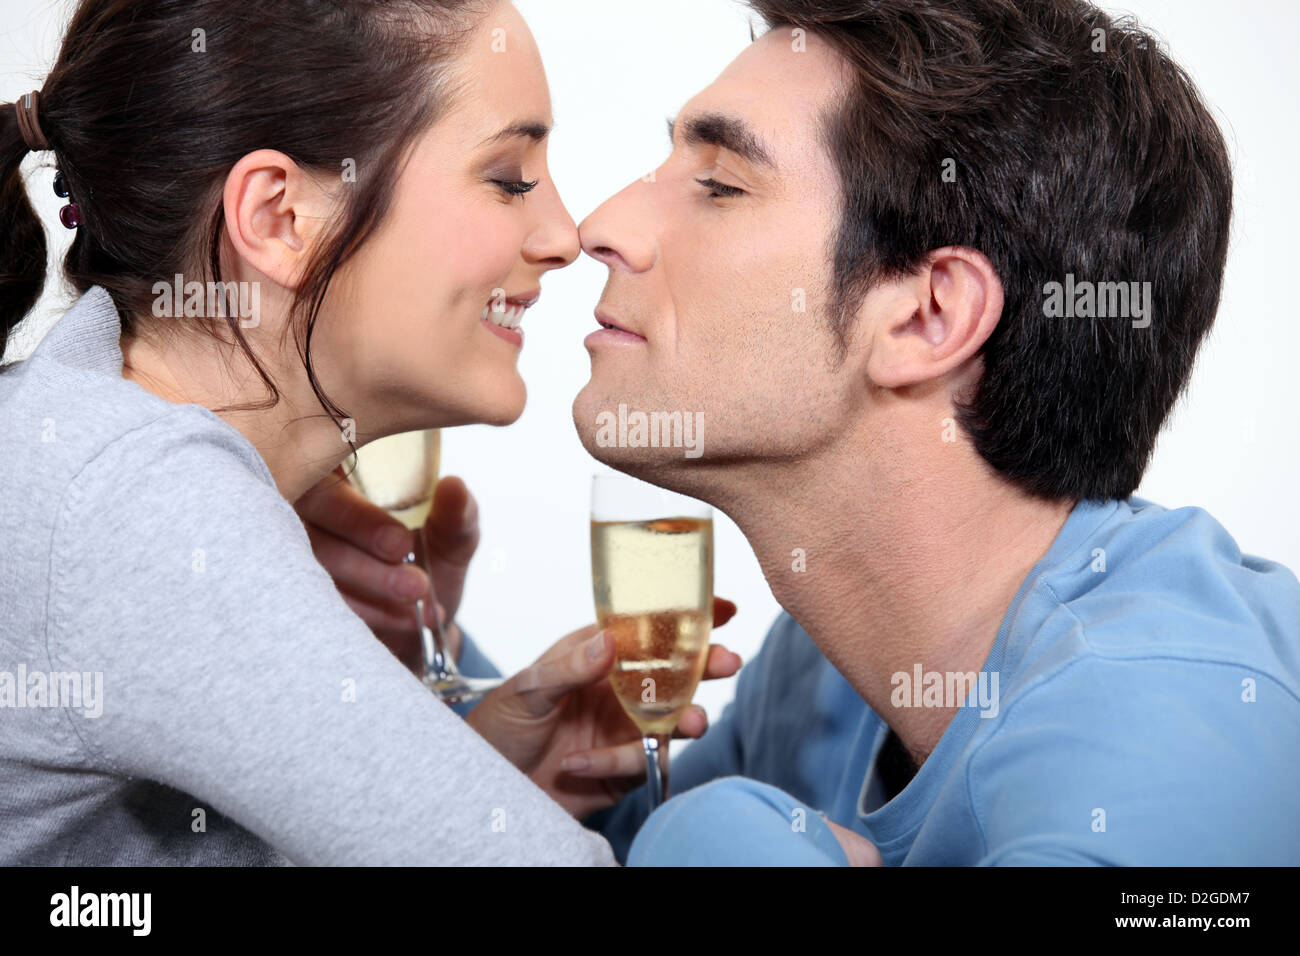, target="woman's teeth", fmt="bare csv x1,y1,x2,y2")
482,302,526,330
